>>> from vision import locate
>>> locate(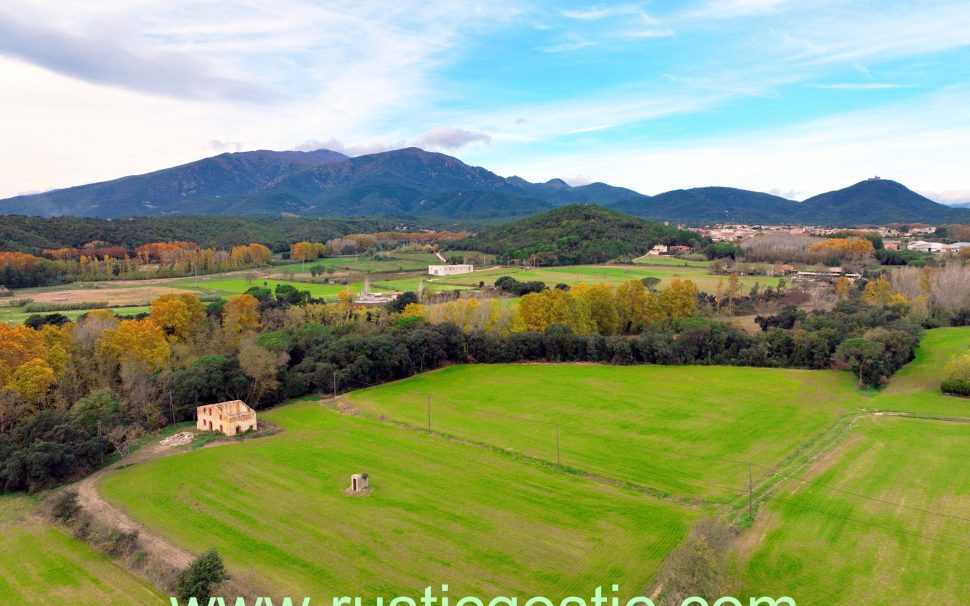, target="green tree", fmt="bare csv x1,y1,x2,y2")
176,549,229,604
